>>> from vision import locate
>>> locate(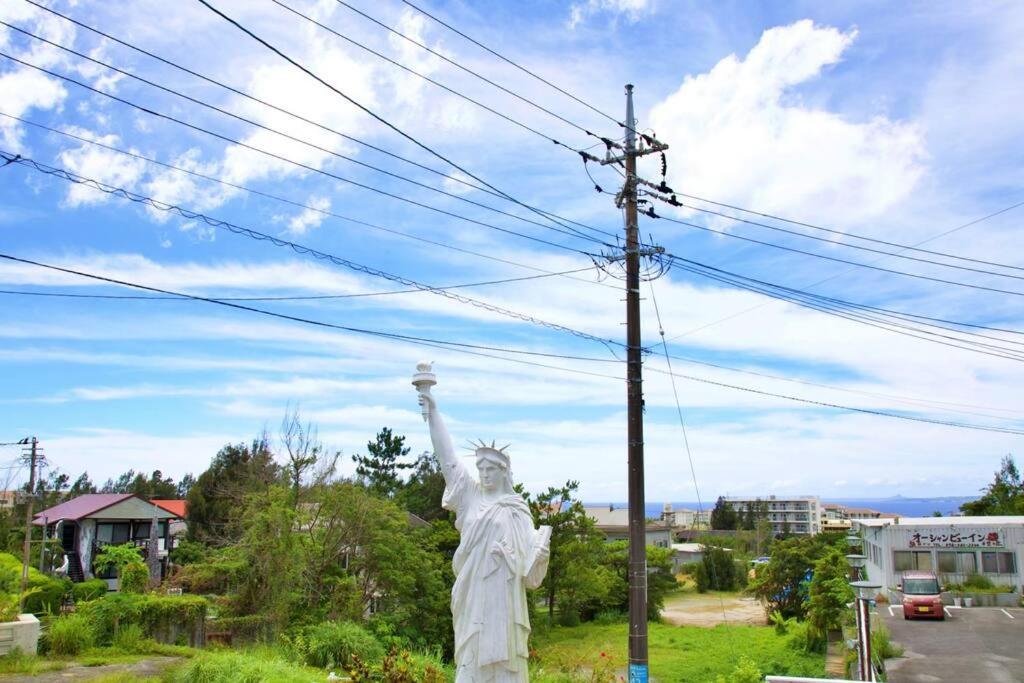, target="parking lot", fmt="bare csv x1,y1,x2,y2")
878,605,1024,682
